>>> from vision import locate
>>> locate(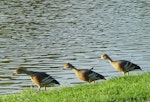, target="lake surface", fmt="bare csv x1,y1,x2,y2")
0,0,150,94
